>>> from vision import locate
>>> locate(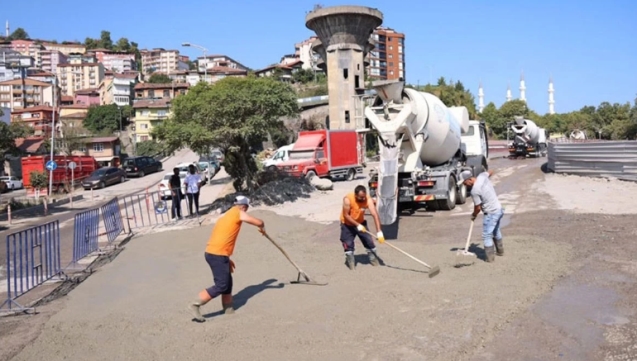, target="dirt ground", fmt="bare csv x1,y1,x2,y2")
2,157,637,361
